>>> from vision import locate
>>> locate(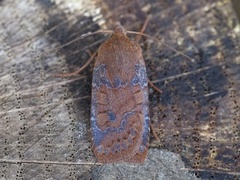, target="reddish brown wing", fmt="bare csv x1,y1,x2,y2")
90,27,149,163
